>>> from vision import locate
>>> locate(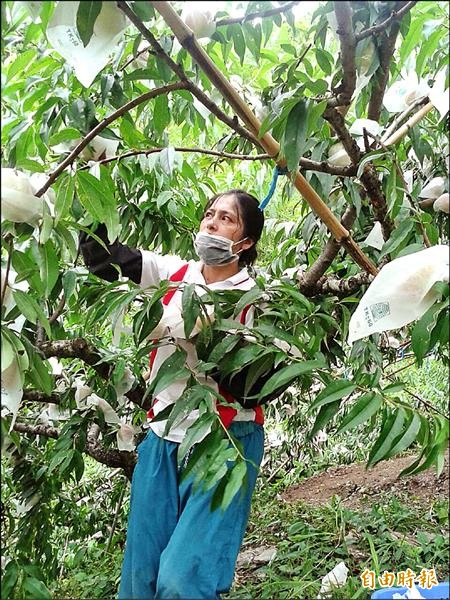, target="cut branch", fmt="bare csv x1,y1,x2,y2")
34,82,189,198
356,1,418,41
215,1,299,27
149,1,378,276
381,96,428,143
333,1,357,106
382,101,434,146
